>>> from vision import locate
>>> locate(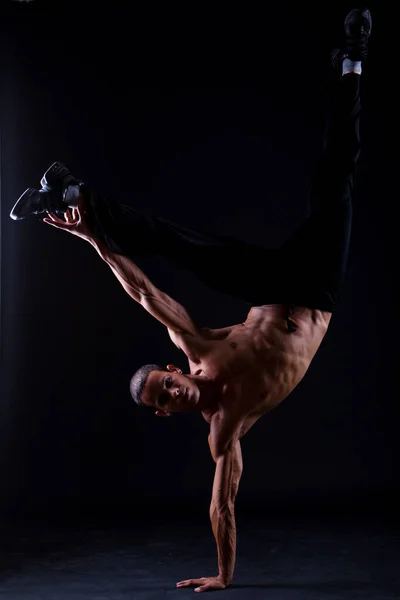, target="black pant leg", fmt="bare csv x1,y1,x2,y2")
279,73,361,312
83,189,282,305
